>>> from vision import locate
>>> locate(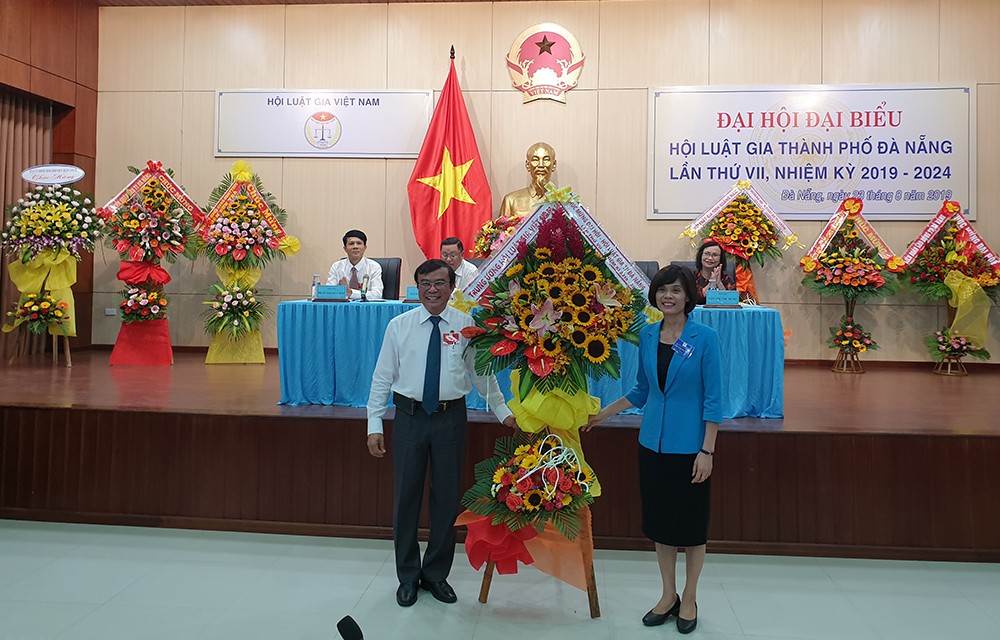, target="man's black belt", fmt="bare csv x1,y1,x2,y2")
393,392,465,416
